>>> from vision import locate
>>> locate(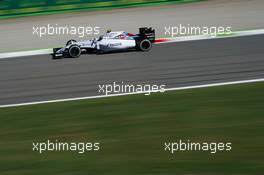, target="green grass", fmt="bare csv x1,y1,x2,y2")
0,0,202,20
0,82,263,175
